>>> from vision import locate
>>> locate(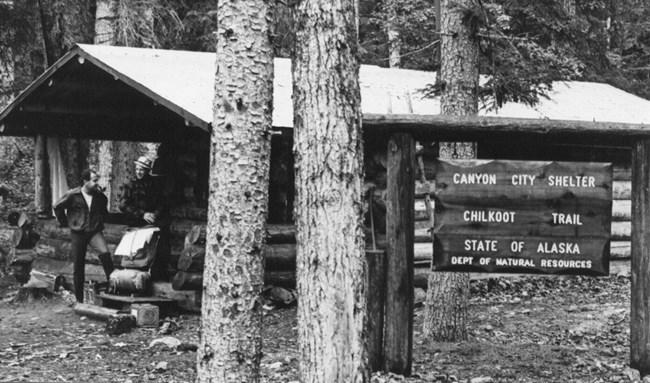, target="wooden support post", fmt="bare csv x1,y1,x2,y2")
383,133,415,375
631,138,650,376
366,249,386,372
